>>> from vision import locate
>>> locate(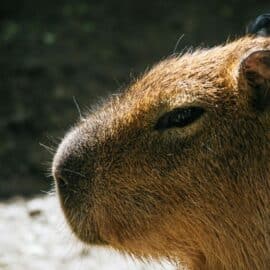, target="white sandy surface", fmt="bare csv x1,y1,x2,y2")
0,195,176,270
